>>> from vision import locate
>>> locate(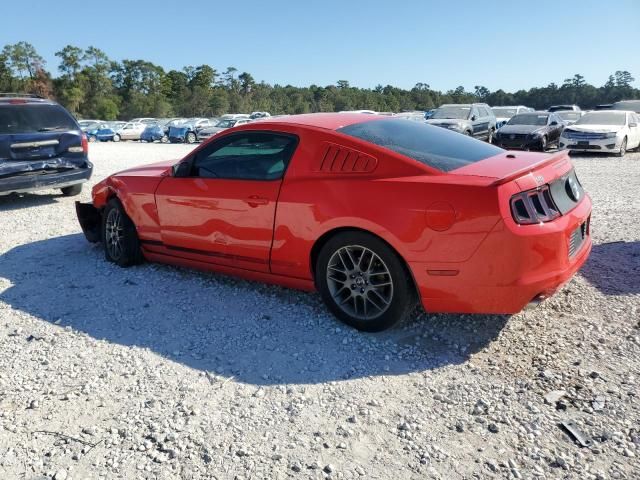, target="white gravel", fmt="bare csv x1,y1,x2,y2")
0,142,639,479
